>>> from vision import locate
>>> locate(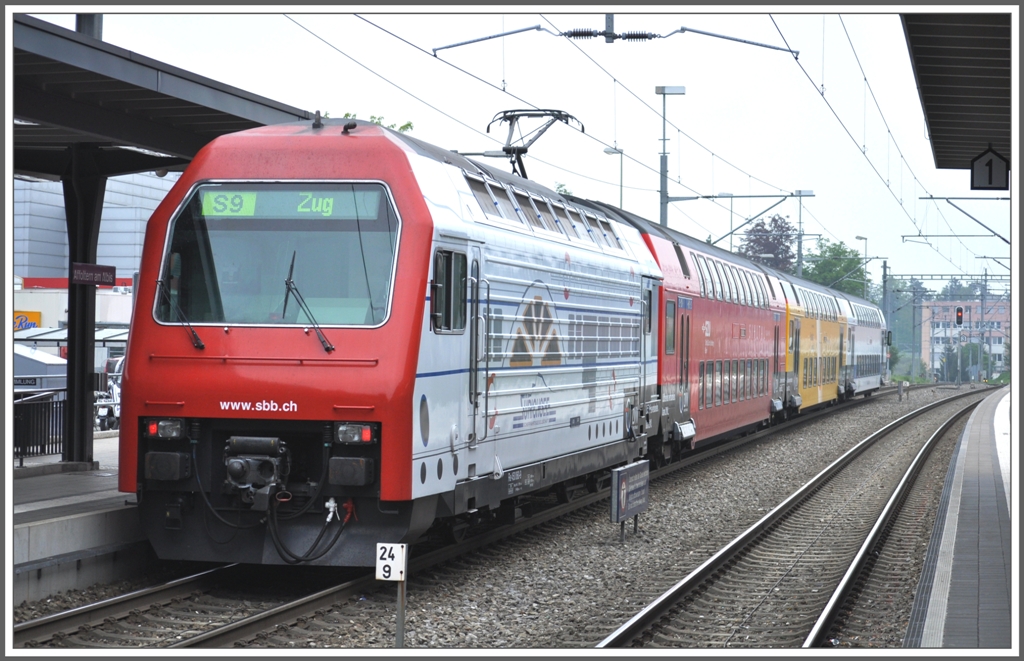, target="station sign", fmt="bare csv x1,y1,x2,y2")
971,146,1009,190
71,262,116,286
610,460,649,523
